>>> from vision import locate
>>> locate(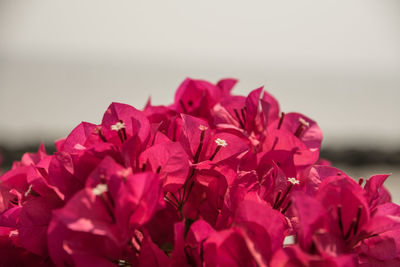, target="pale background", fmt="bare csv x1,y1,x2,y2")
0,1,399,200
